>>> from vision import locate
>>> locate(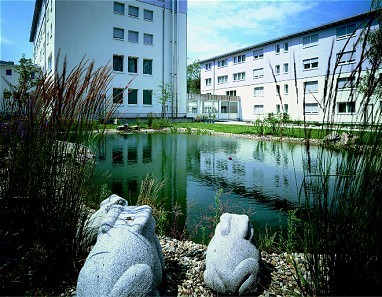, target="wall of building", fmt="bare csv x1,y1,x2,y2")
31,0,187,118
0,62,19,113
200,14,378,123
